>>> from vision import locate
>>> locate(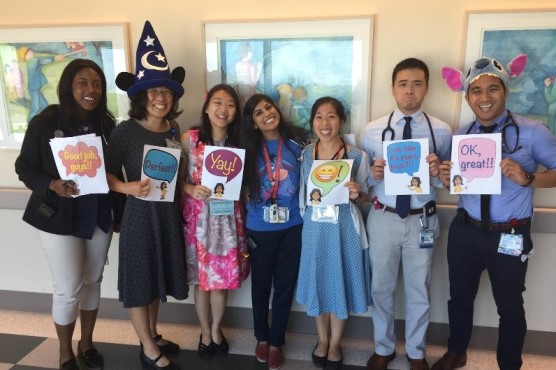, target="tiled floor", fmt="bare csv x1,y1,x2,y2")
1,310,556,369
